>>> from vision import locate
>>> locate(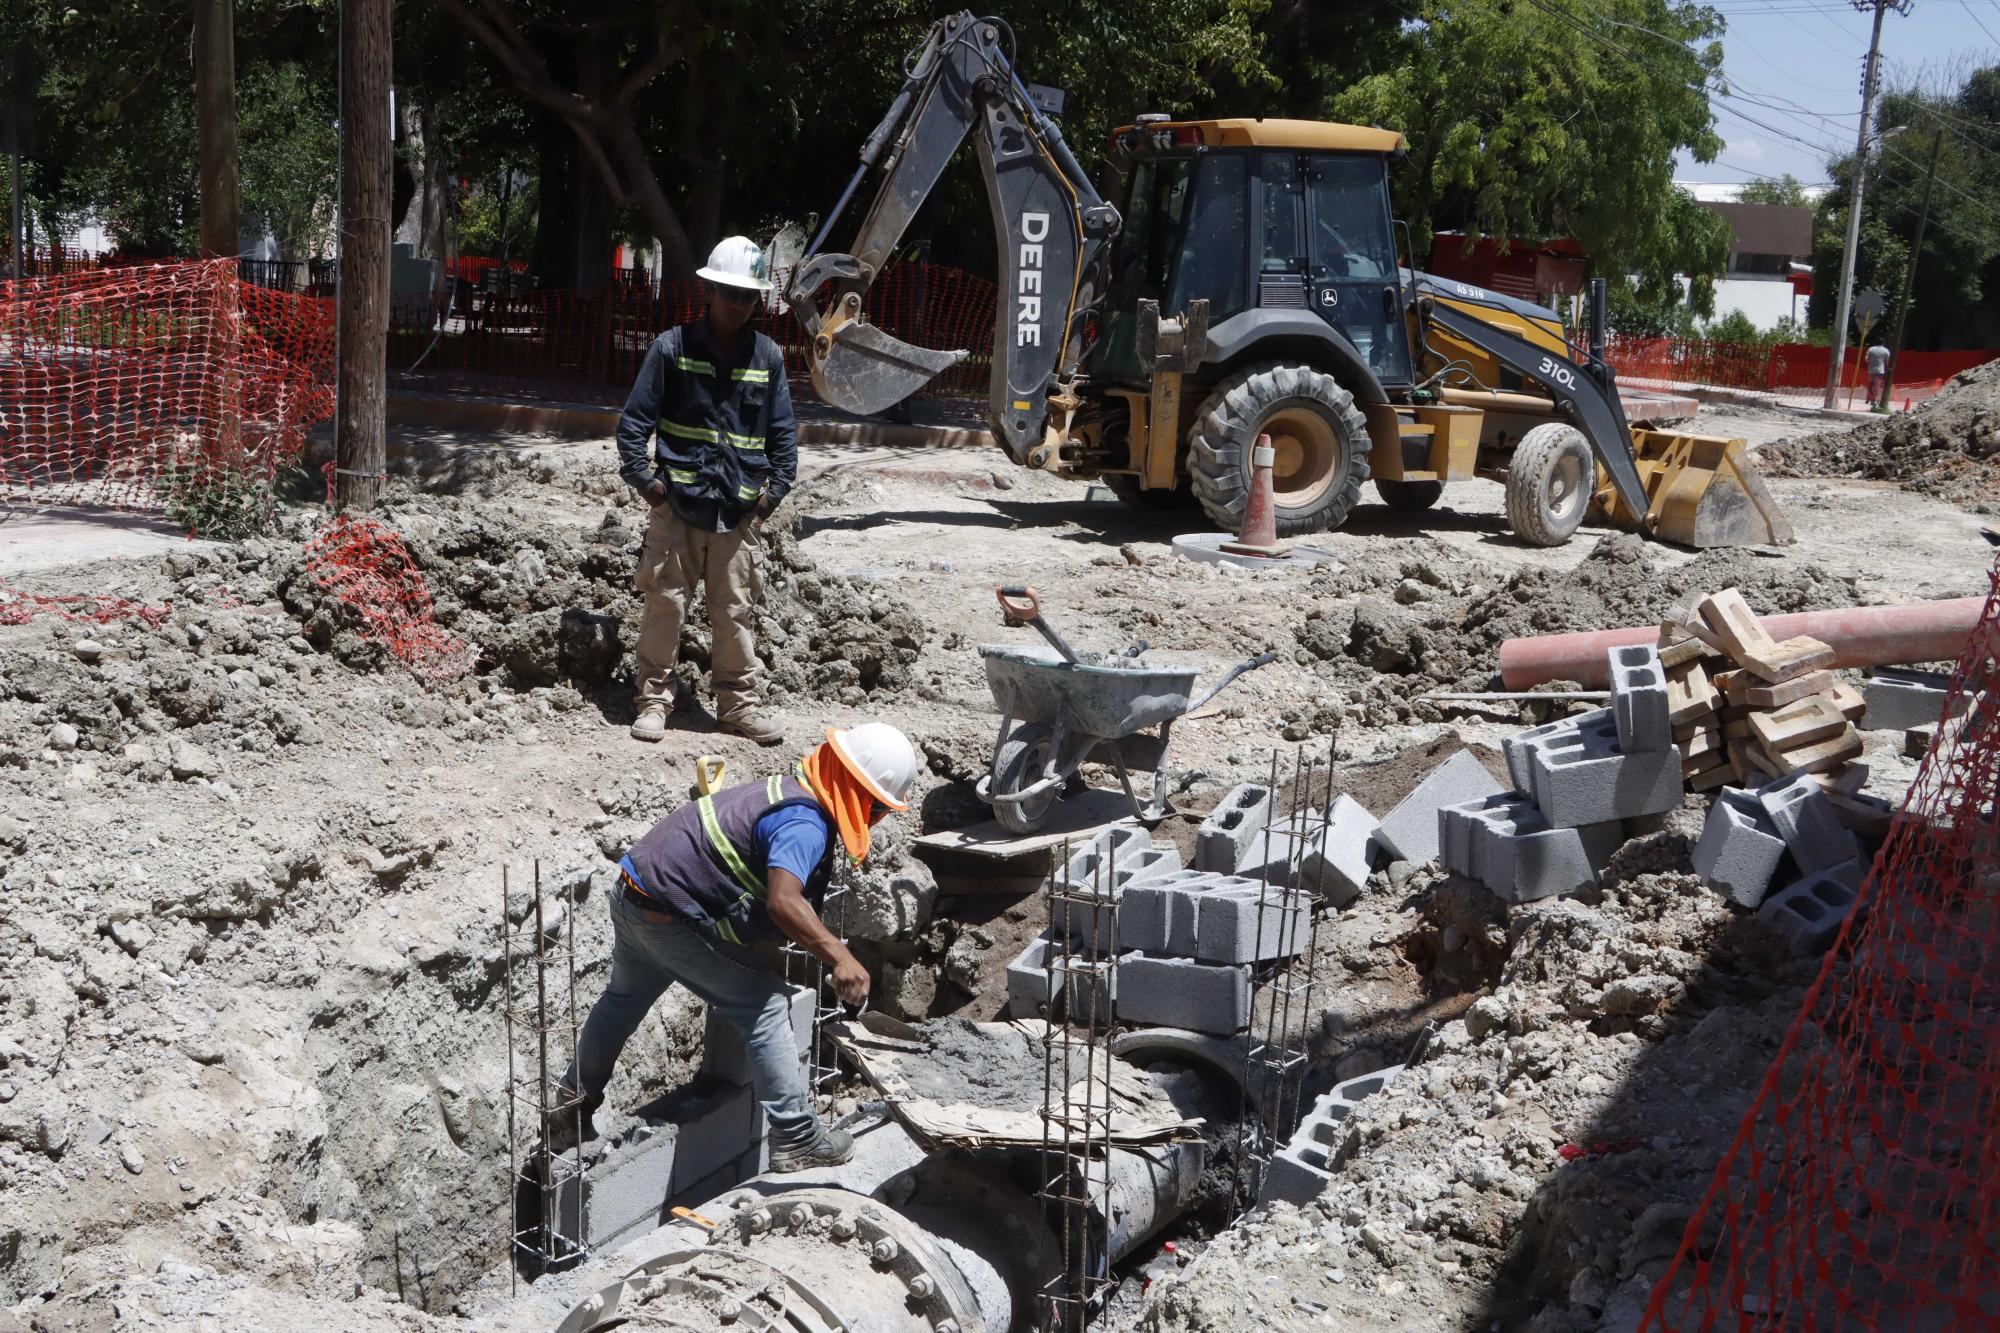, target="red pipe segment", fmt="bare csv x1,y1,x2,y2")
1498,597,1988,690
